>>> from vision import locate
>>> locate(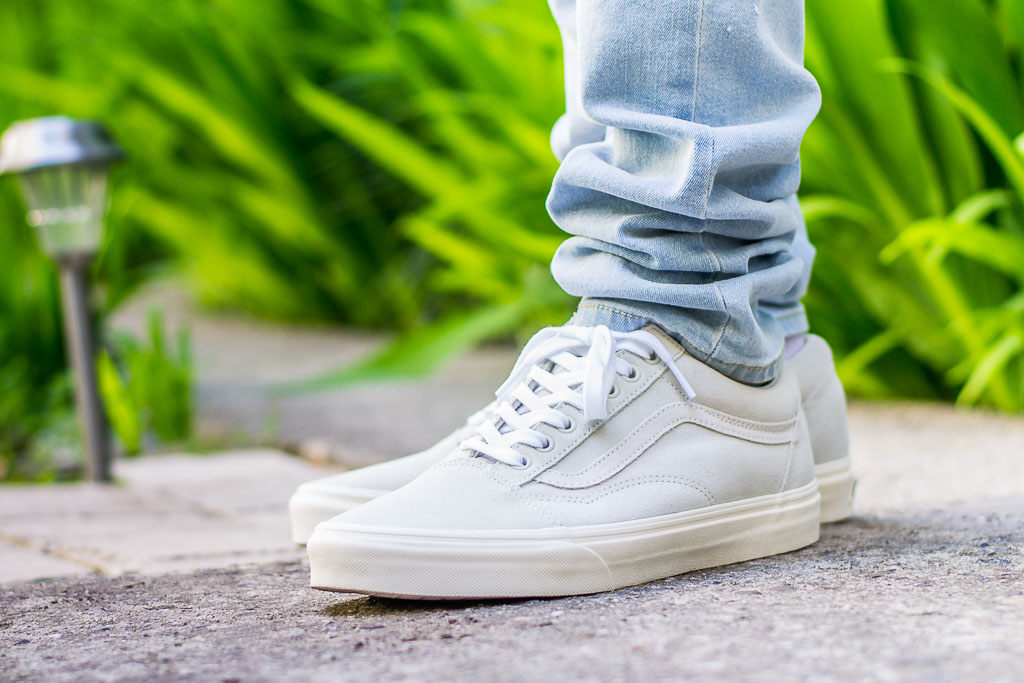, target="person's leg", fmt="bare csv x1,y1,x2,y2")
548,0,821,385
